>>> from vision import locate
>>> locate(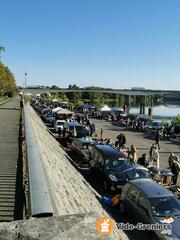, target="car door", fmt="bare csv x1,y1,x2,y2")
124,186,140,220
97,153,106,181
136,193,151,224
